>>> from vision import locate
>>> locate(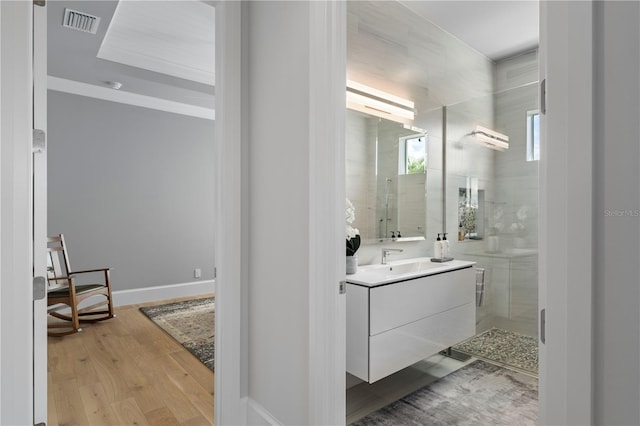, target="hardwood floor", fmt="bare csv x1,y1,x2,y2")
47,296,214,426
